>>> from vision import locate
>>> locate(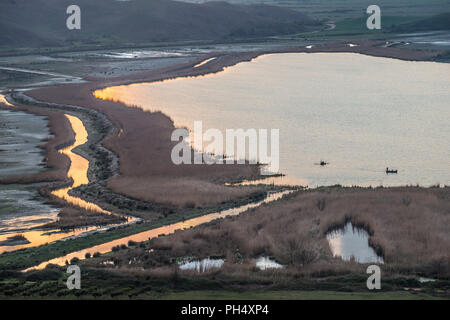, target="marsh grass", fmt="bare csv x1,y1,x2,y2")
104,187,450,279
